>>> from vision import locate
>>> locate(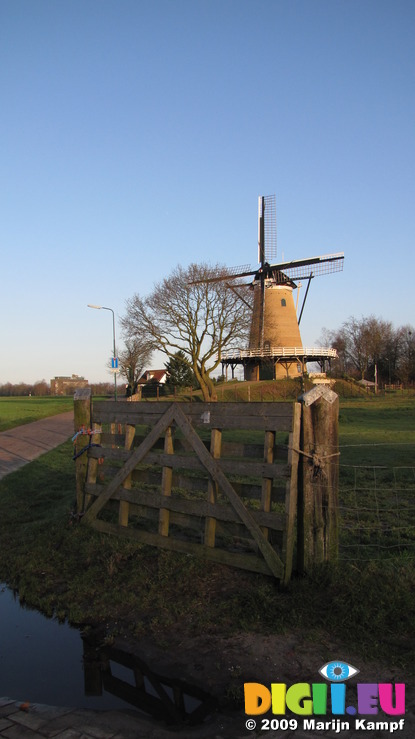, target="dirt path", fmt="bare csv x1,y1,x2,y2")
128,629,414,738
